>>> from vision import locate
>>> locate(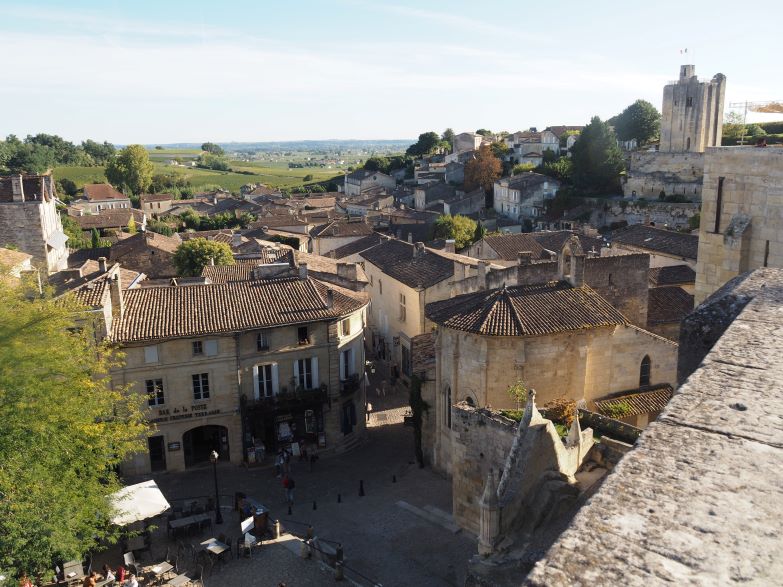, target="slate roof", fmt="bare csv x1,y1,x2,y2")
648,264,696,287
647,286,695,325
533,231,604,256
482,233,546,260
503,172,554,190
593,384,674,417
83,183,127,201
311,220,374,238
360,239,454,289
329,233,385,259
612,224,698,260
425,282,628,337
415,182,457,204
112,277,369,343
